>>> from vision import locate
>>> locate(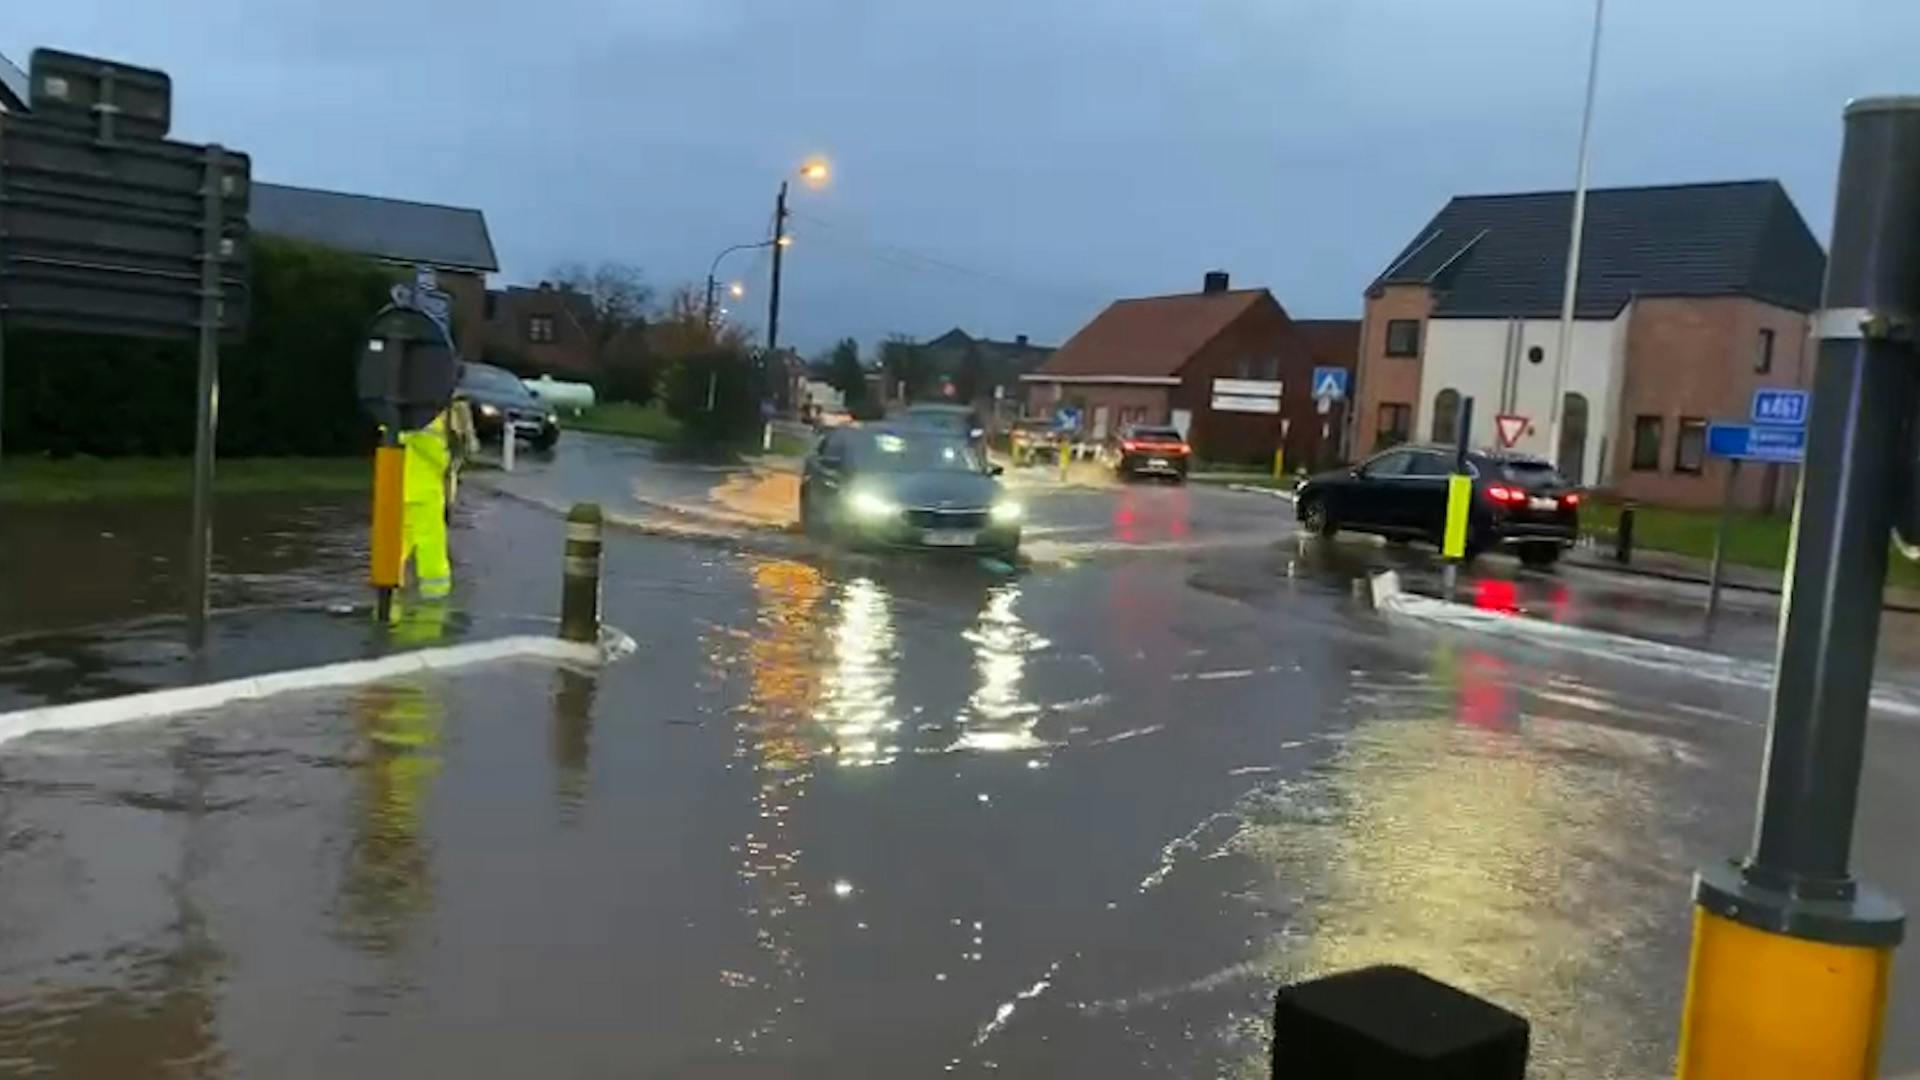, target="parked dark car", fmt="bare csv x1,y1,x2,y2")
456,361,559,449
800,426,1022,556
1106,423,1191,481
1293,445,1579,567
